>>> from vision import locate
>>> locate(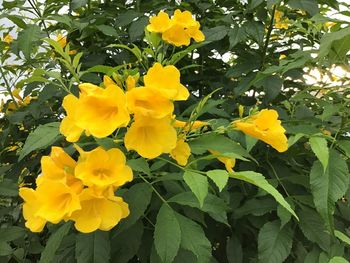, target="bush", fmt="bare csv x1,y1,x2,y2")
0,0,349,262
